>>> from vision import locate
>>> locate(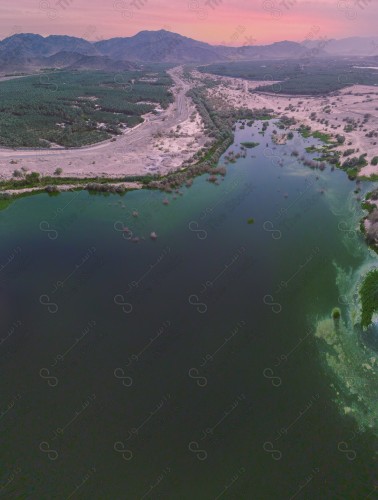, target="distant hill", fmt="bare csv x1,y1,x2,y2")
302,37,378,57
0,33,101,73
43,51,137,71
94,30,222,63
1,31,378,74
217,40,317,61
0,33,96,57
0,45,44,72
0,34,134,73
94,31,318,62
65,54,137,71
